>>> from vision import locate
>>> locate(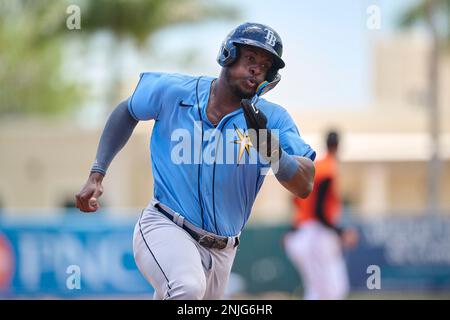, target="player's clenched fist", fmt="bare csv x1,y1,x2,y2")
75,172,104,212
241,98,268,132
241,98,281,161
